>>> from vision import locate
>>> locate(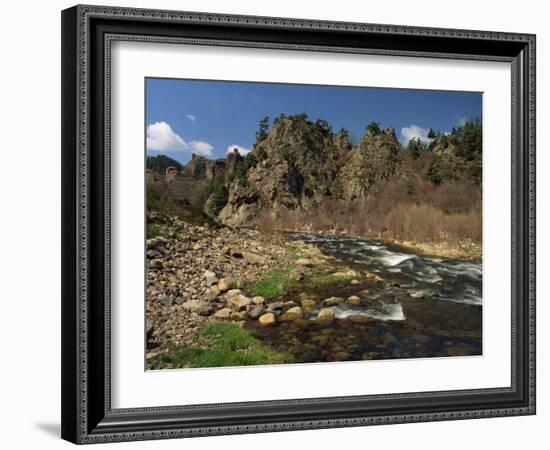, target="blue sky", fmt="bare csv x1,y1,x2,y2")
146,78,482,165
